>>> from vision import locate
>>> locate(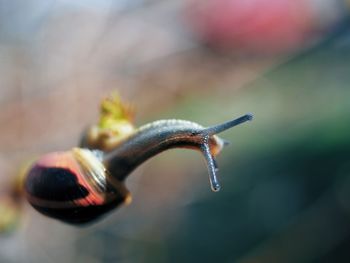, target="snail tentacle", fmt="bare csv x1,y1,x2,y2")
203,113,253,135
201,135,221,192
